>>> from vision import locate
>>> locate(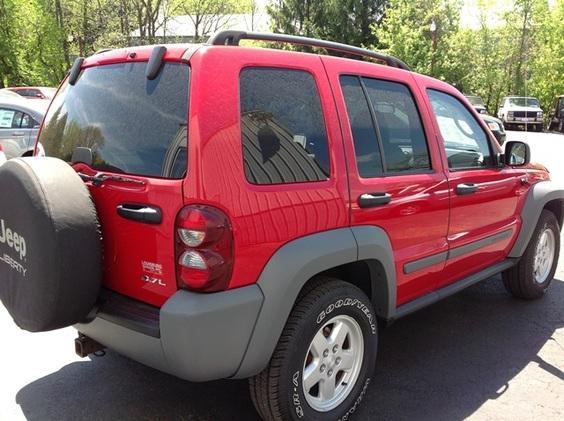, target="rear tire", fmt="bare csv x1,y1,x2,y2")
249,277,378,421
503,210,560,299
